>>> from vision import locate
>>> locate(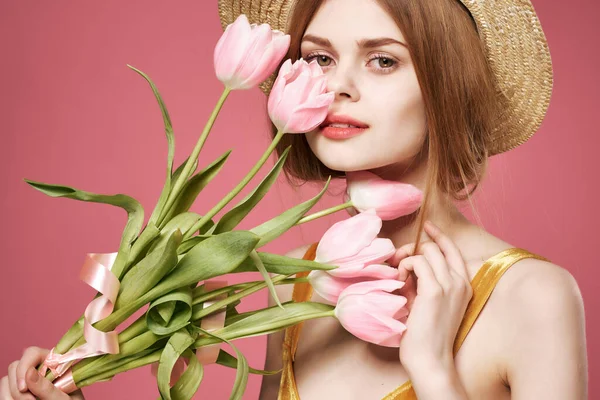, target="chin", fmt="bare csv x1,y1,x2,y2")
306,132,393,172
